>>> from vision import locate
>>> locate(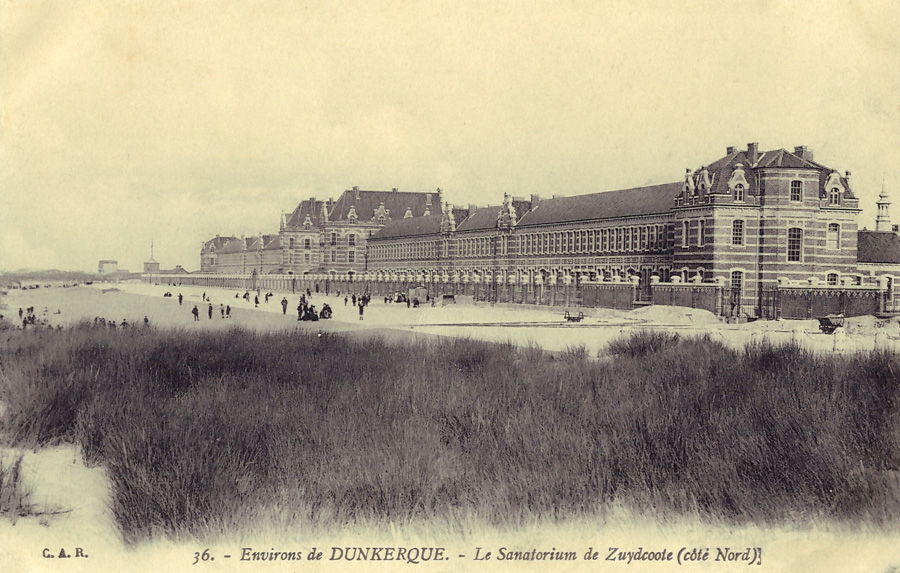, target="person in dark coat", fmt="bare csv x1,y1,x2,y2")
281,297,288,314
208,303,213,319
178,293,183,305
358,300,364,320
192,305,199,321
